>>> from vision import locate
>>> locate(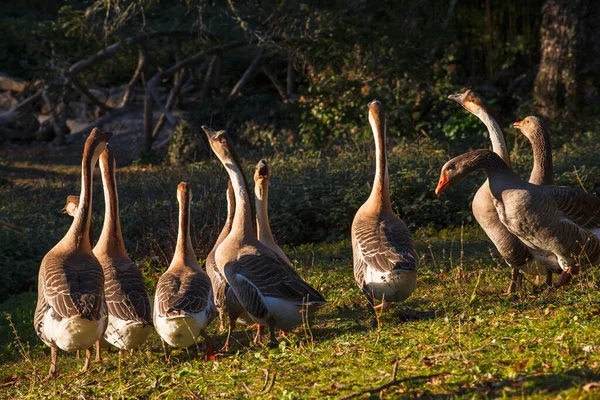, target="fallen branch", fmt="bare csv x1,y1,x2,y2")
69,75,112,113
120,46,148,107
0,89,43,125
144,37,283,150
0,221,25,233
229,48,264,98
0,72,27,93
262,64,287,100
201,54,220,99
67,106,133,143
242,368,276,396
41,90,67,145
338,361,449,400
